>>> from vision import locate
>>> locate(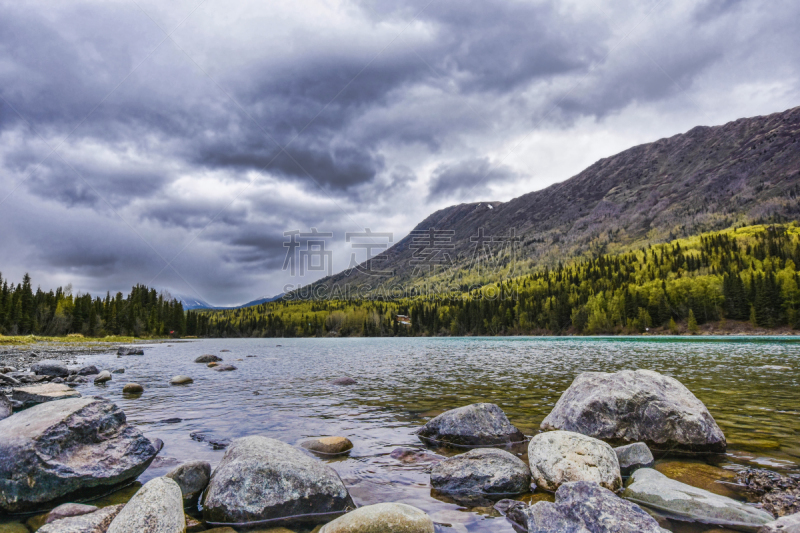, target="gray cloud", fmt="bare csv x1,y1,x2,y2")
0,0,799,304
